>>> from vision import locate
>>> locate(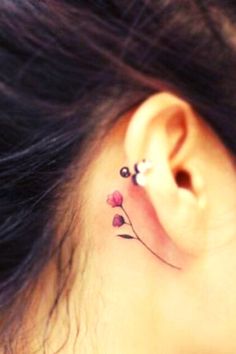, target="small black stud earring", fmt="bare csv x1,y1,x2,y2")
120,166,131,178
